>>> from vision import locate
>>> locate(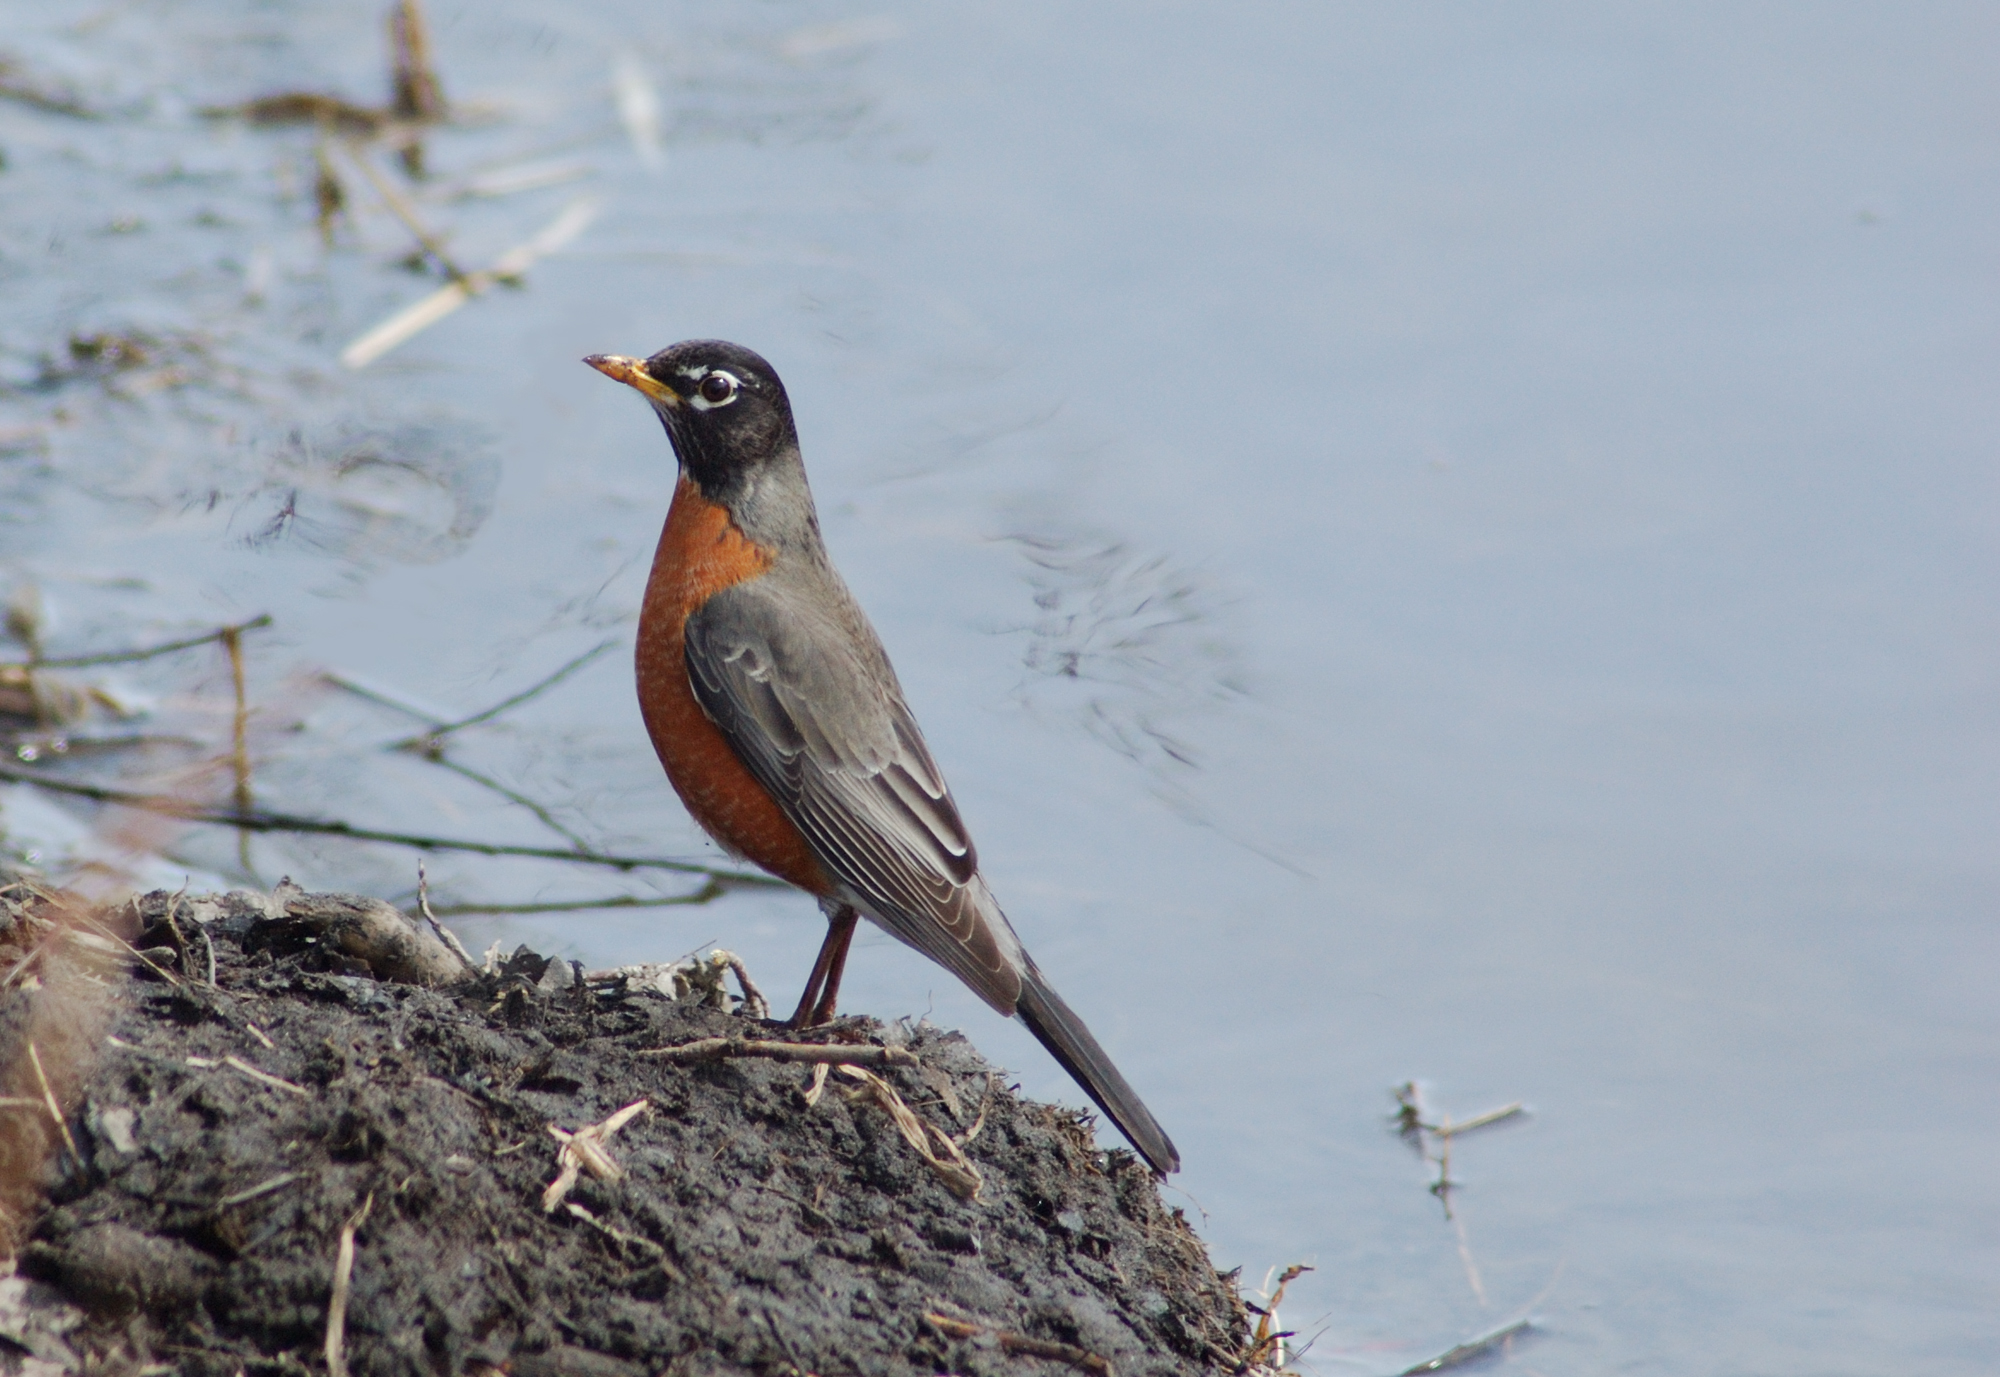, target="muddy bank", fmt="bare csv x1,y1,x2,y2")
0,879,1254,1376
